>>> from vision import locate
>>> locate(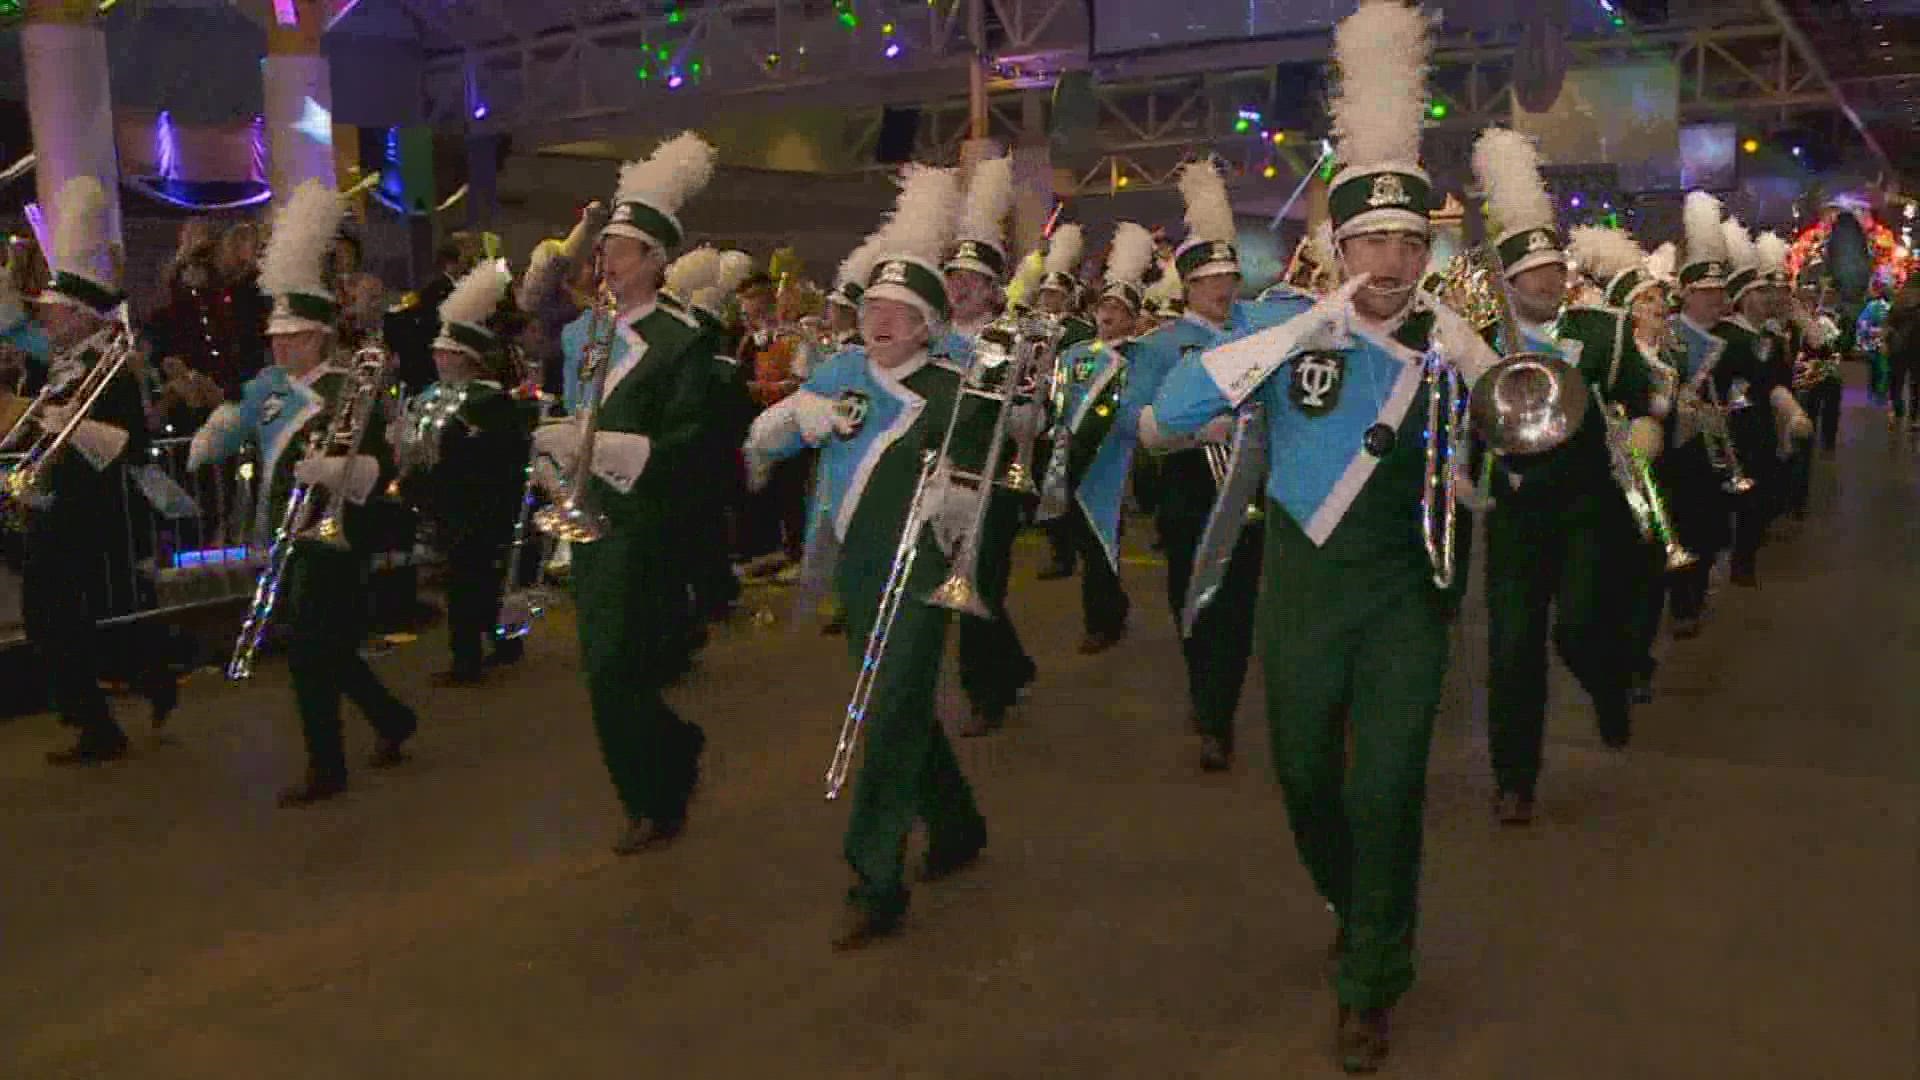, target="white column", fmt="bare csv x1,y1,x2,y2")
21,12,122,251
264,51,338,202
